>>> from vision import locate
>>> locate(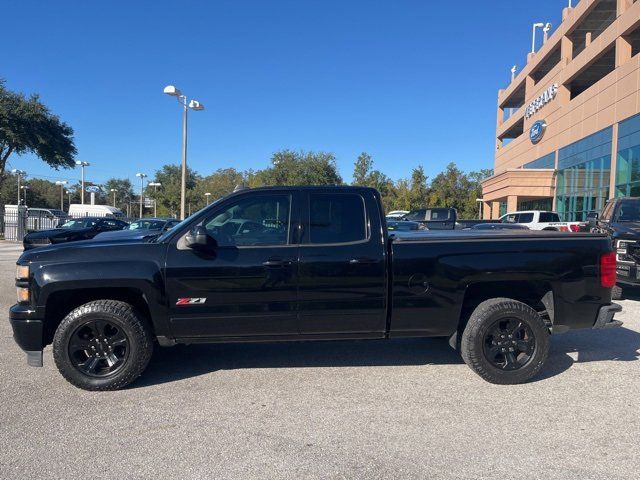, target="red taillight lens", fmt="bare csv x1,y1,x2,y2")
600,252,617,288
570,224,581,232
559,226,569,232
